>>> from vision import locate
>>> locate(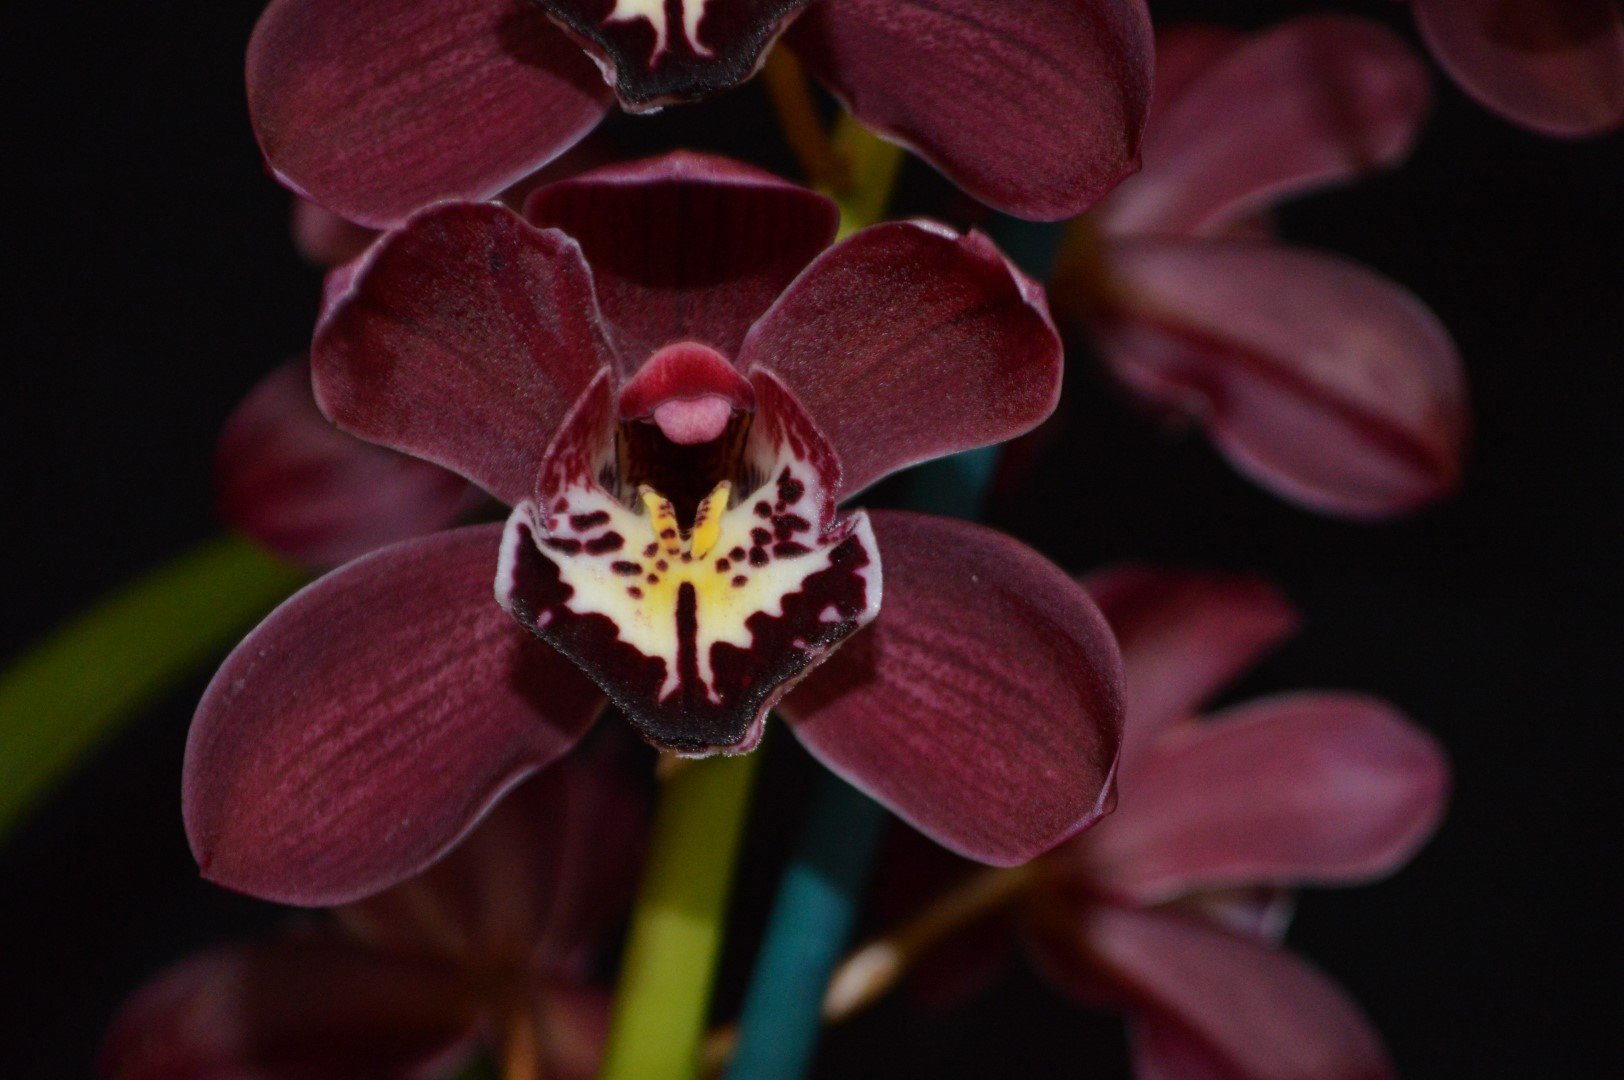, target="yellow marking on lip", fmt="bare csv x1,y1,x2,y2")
689,481,730,559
